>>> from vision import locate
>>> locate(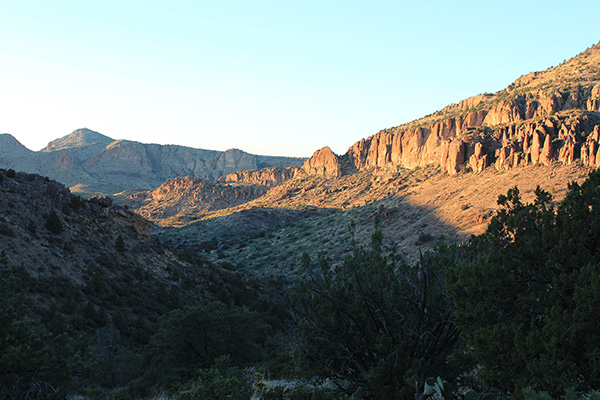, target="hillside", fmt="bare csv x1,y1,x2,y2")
128,42,600,274
0,128,305,195
0,168,288,398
